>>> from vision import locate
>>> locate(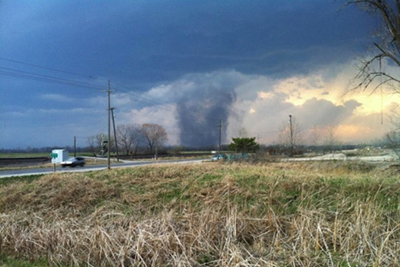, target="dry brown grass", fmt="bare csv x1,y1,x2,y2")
1,161,400,266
